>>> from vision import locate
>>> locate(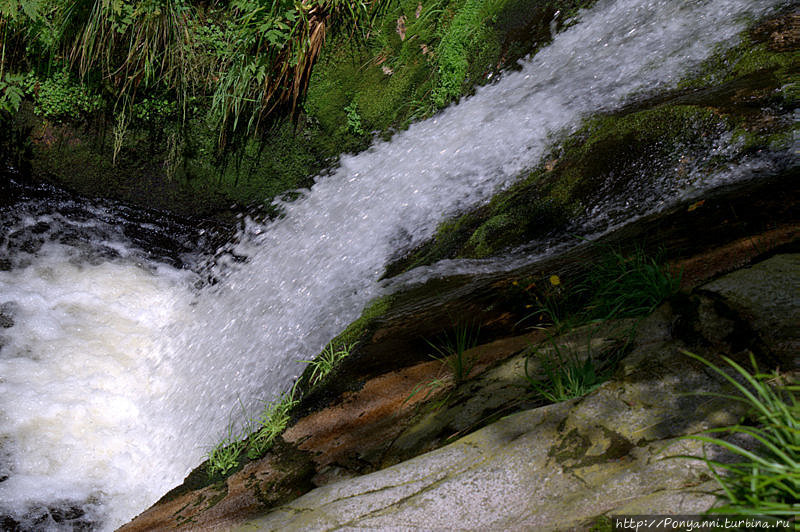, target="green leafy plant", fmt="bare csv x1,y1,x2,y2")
514,273,573,330
679,352,799,517
426,321,481,383
302,341,356,387
0,72,24,113
26,71,103,121
344,101,365,135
